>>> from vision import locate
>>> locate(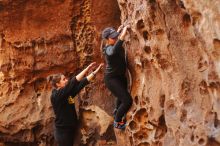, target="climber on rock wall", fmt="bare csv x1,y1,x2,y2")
101,24,133,130
48,62,103,146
